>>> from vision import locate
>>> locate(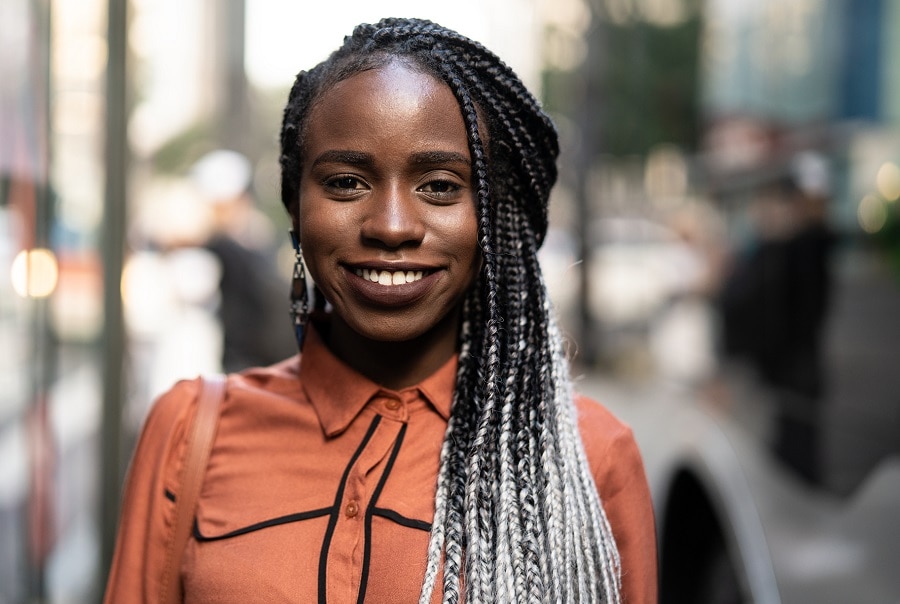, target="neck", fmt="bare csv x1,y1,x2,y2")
323,309,461,390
